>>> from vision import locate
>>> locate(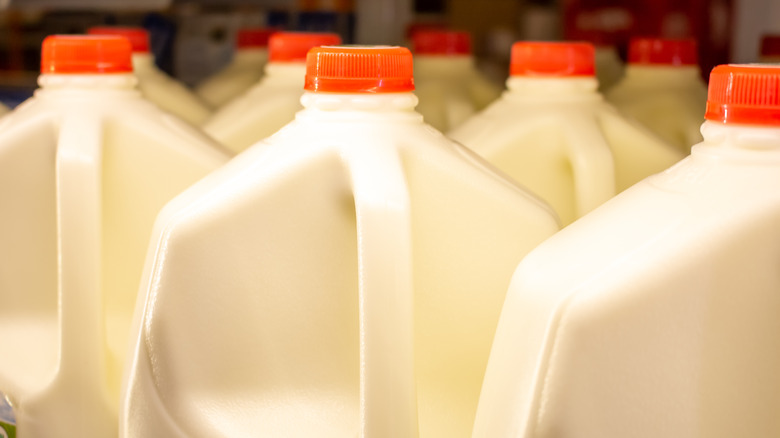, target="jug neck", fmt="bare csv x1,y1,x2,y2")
505,76,601,101
414,55,475,76
37,73,138,92
298,91,421,122
264,62,307,83
130,52,157,74
697,120,780,159
623,65,703,86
